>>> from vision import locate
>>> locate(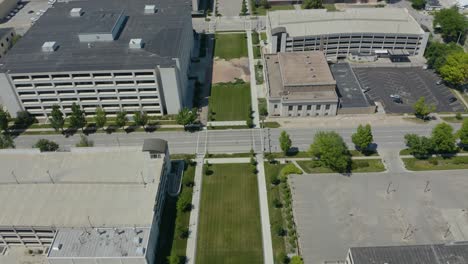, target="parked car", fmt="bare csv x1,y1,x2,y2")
449,97,458,103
